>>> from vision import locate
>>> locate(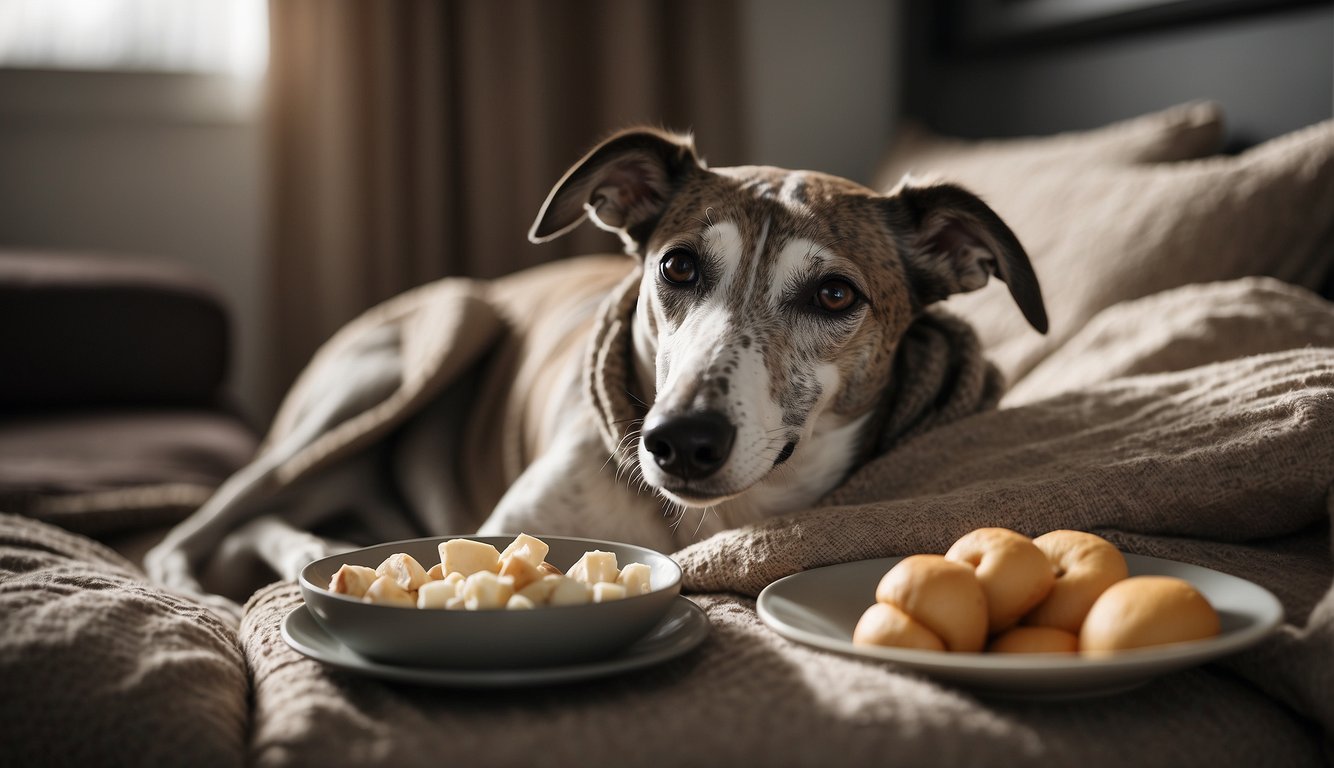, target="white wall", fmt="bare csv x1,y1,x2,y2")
739,0,901,185
0,69,269,422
